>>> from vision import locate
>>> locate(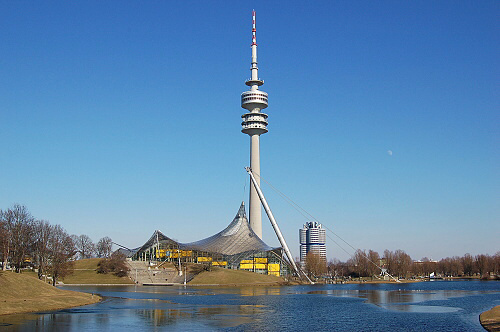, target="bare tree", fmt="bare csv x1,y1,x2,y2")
97,251,130,277
420,257,437,277
49,225,75,286
494,252,500,275
461,253,474,276
0,209,11,271
327,258,340,277
475,254,491,278
367,250,381,279
351,249,369,277
412,260,424,277
383,249,394,276
32,220,53,279
392,249,412,279
96,237,113,258
73,234,95,259
3,205,35,272
304,252,326,278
